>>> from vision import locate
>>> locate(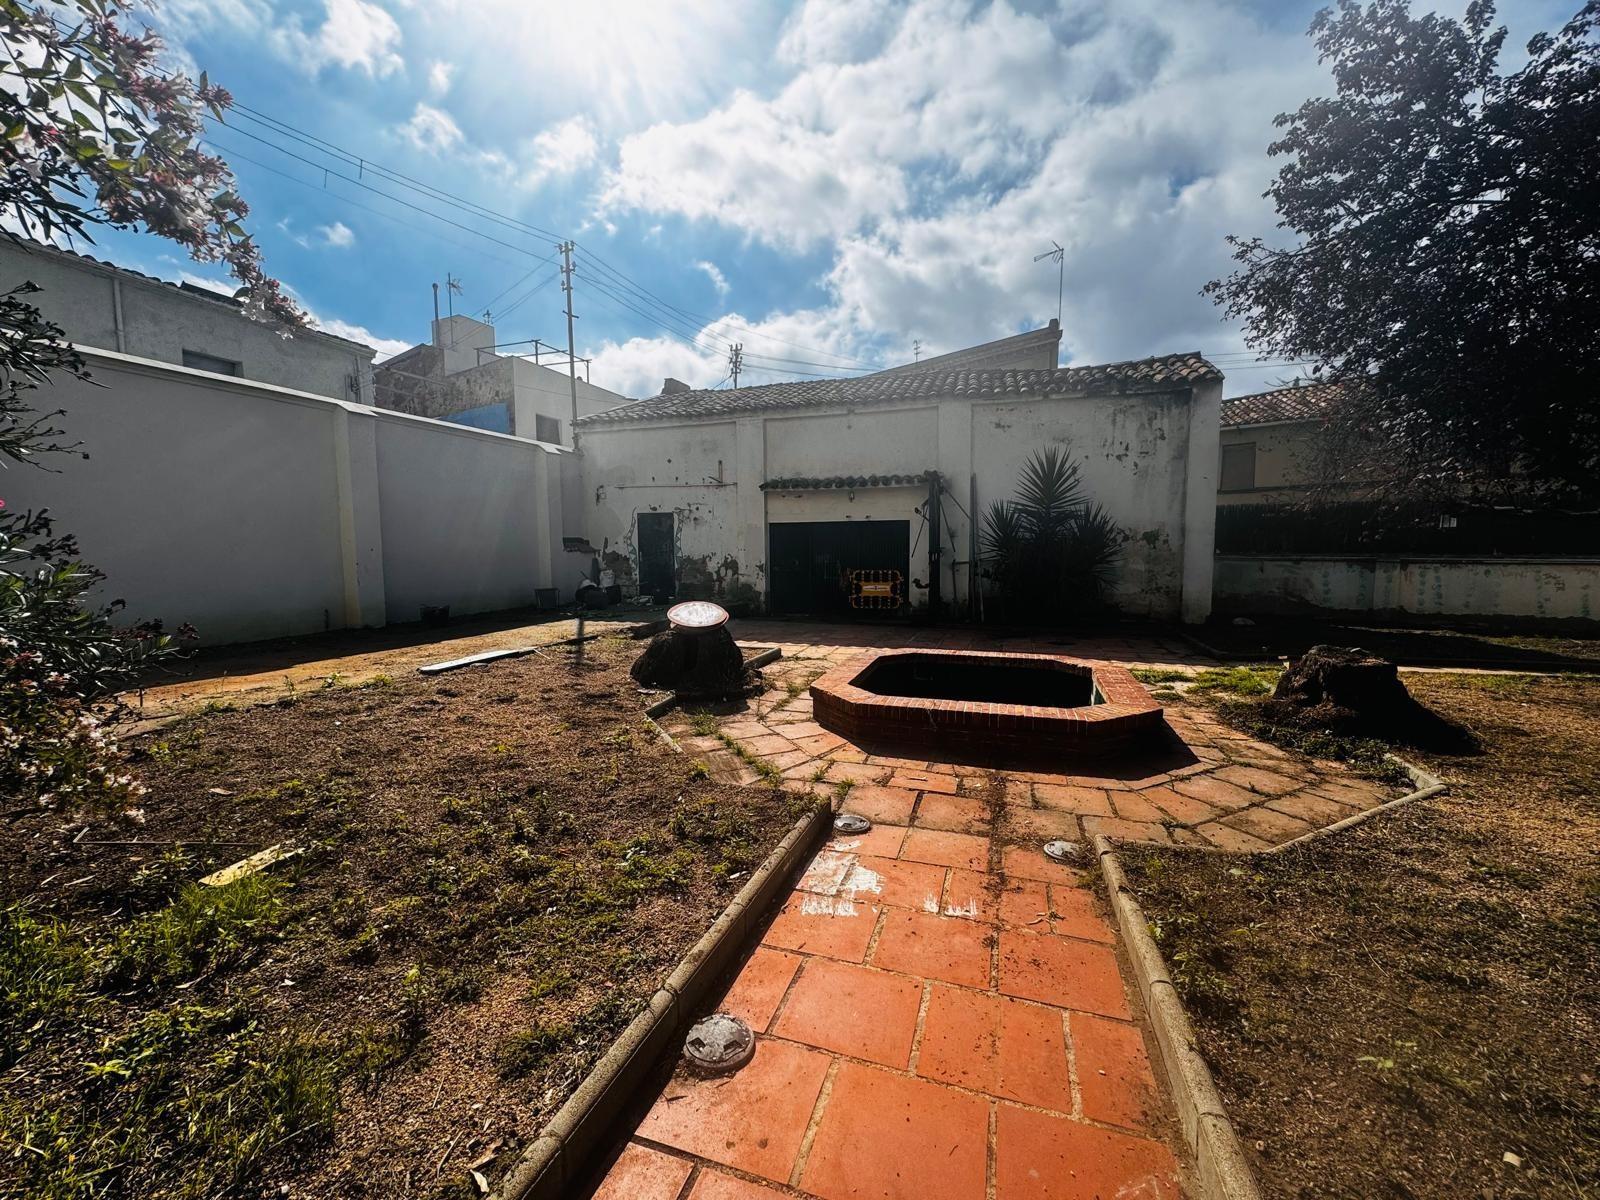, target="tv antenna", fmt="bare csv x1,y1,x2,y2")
1033,241,1064,326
